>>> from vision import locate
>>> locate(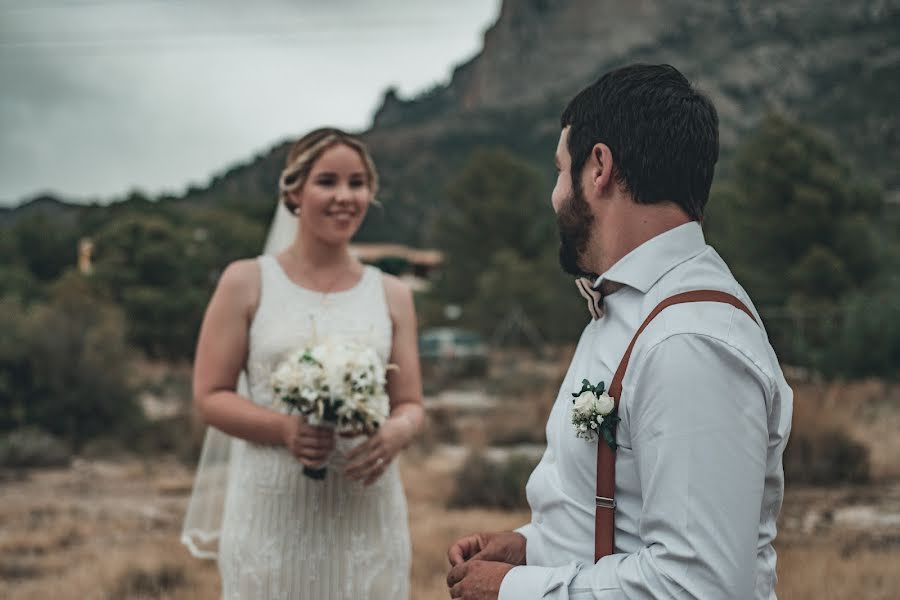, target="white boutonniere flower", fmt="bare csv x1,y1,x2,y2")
571,379,619,450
